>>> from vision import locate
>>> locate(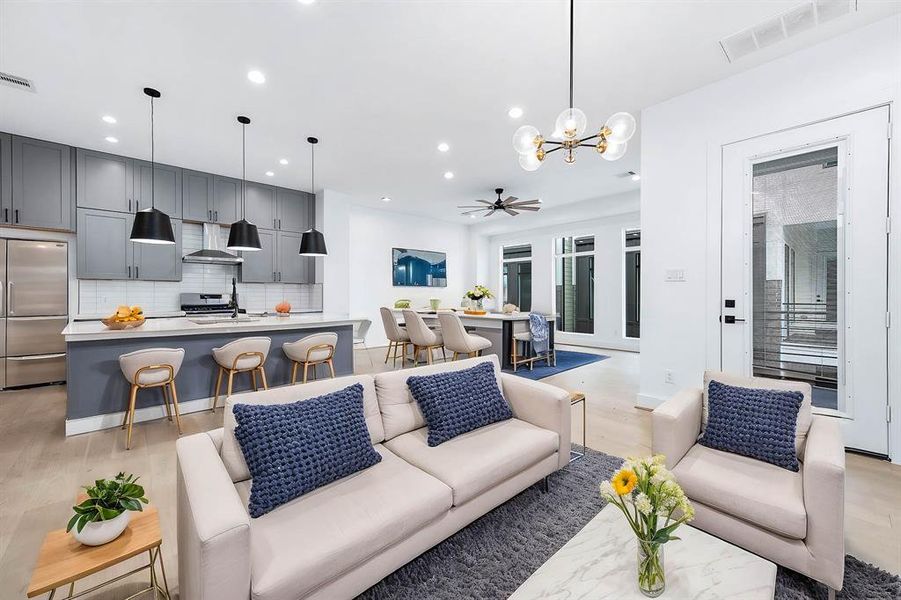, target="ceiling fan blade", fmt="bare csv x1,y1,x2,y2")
509,205,540,211
457,205,488,208
509,198,541,205
461,208,490,215
502,196,519,204
476,199,494,205
484,209,497,217
503,208,520,216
